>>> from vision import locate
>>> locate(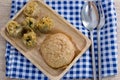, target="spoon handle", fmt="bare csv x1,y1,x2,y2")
97,29,102,80
90,31,97,80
